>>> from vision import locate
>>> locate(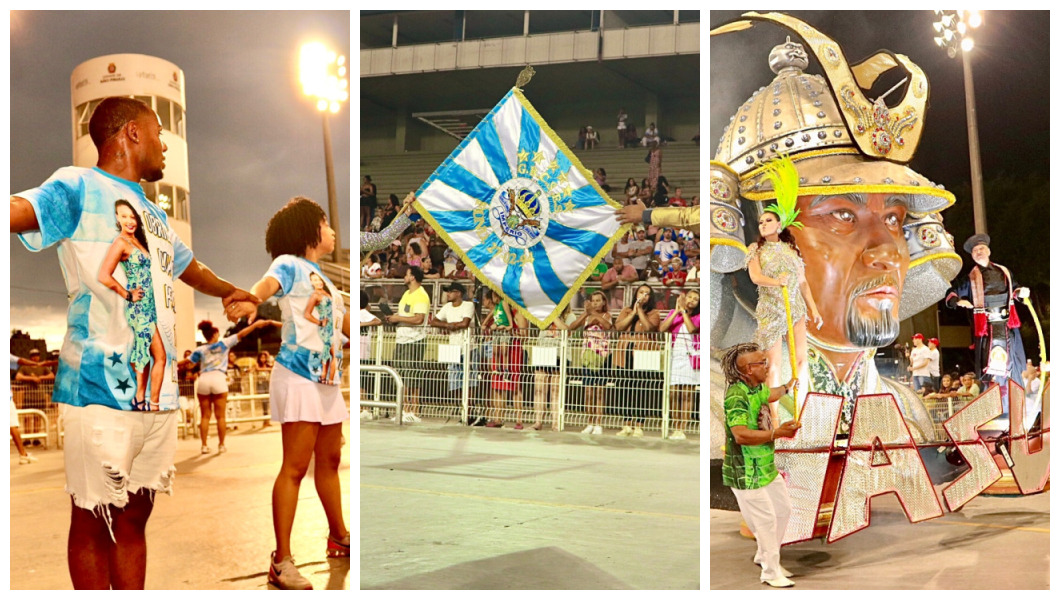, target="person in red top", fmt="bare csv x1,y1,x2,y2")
668,187,687,207
663,258,688,287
